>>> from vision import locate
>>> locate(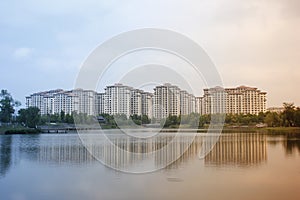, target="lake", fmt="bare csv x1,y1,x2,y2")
0,131,300,200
